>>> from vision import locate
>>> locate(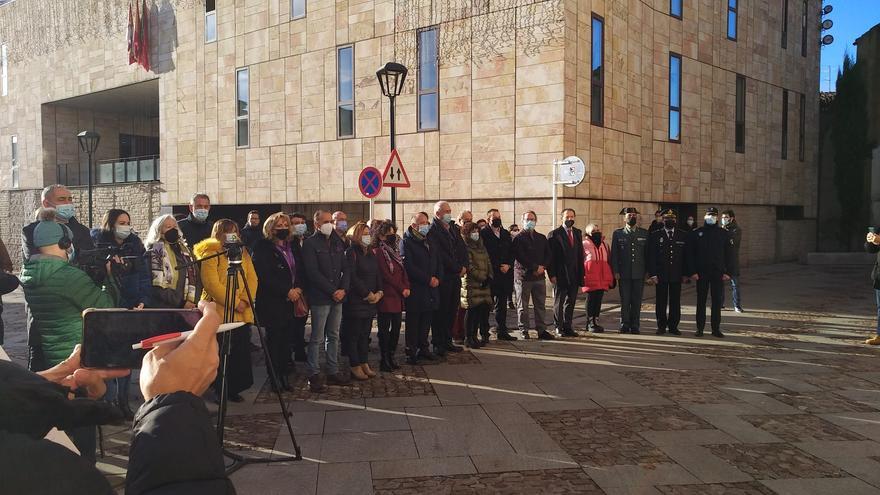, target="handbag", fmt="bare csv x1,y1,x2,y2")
294,293,309,318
